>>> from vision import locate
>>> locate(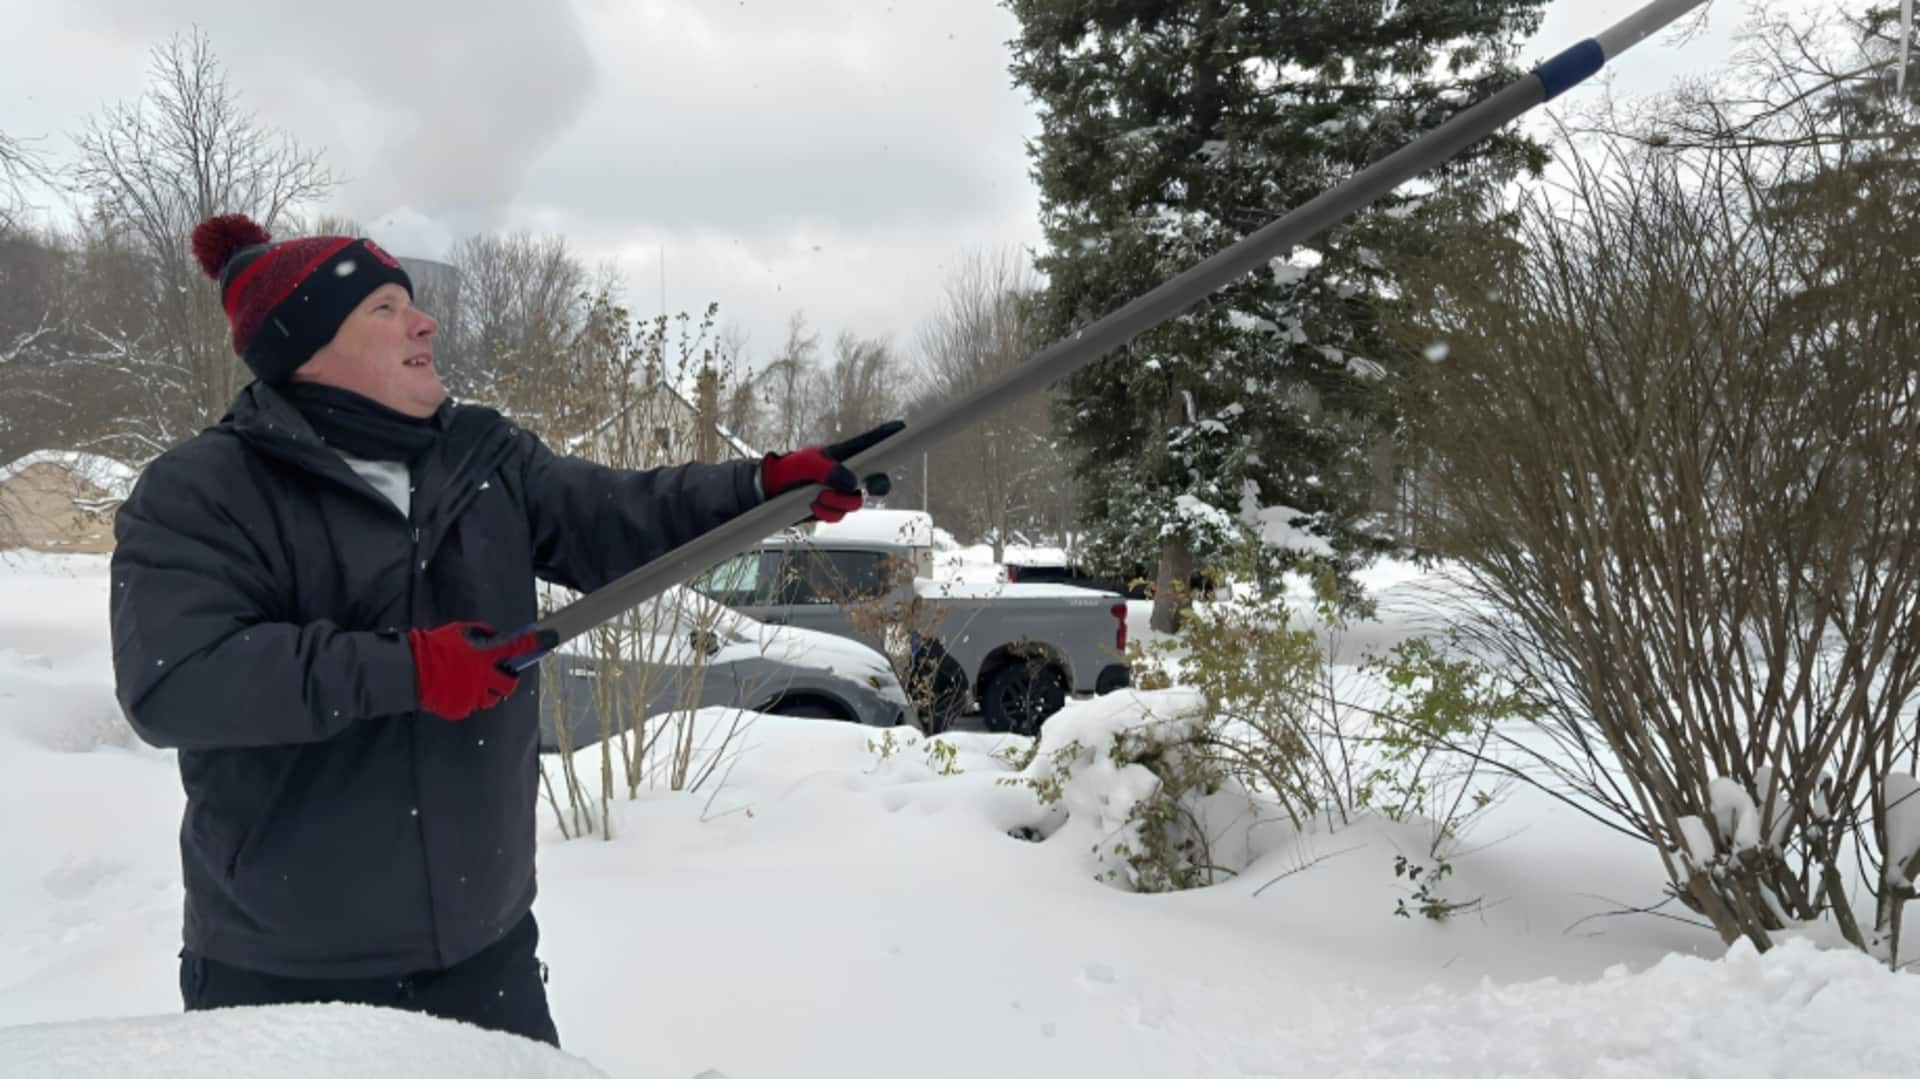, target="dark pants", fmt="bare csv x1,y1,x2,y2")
179,912,560,1047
